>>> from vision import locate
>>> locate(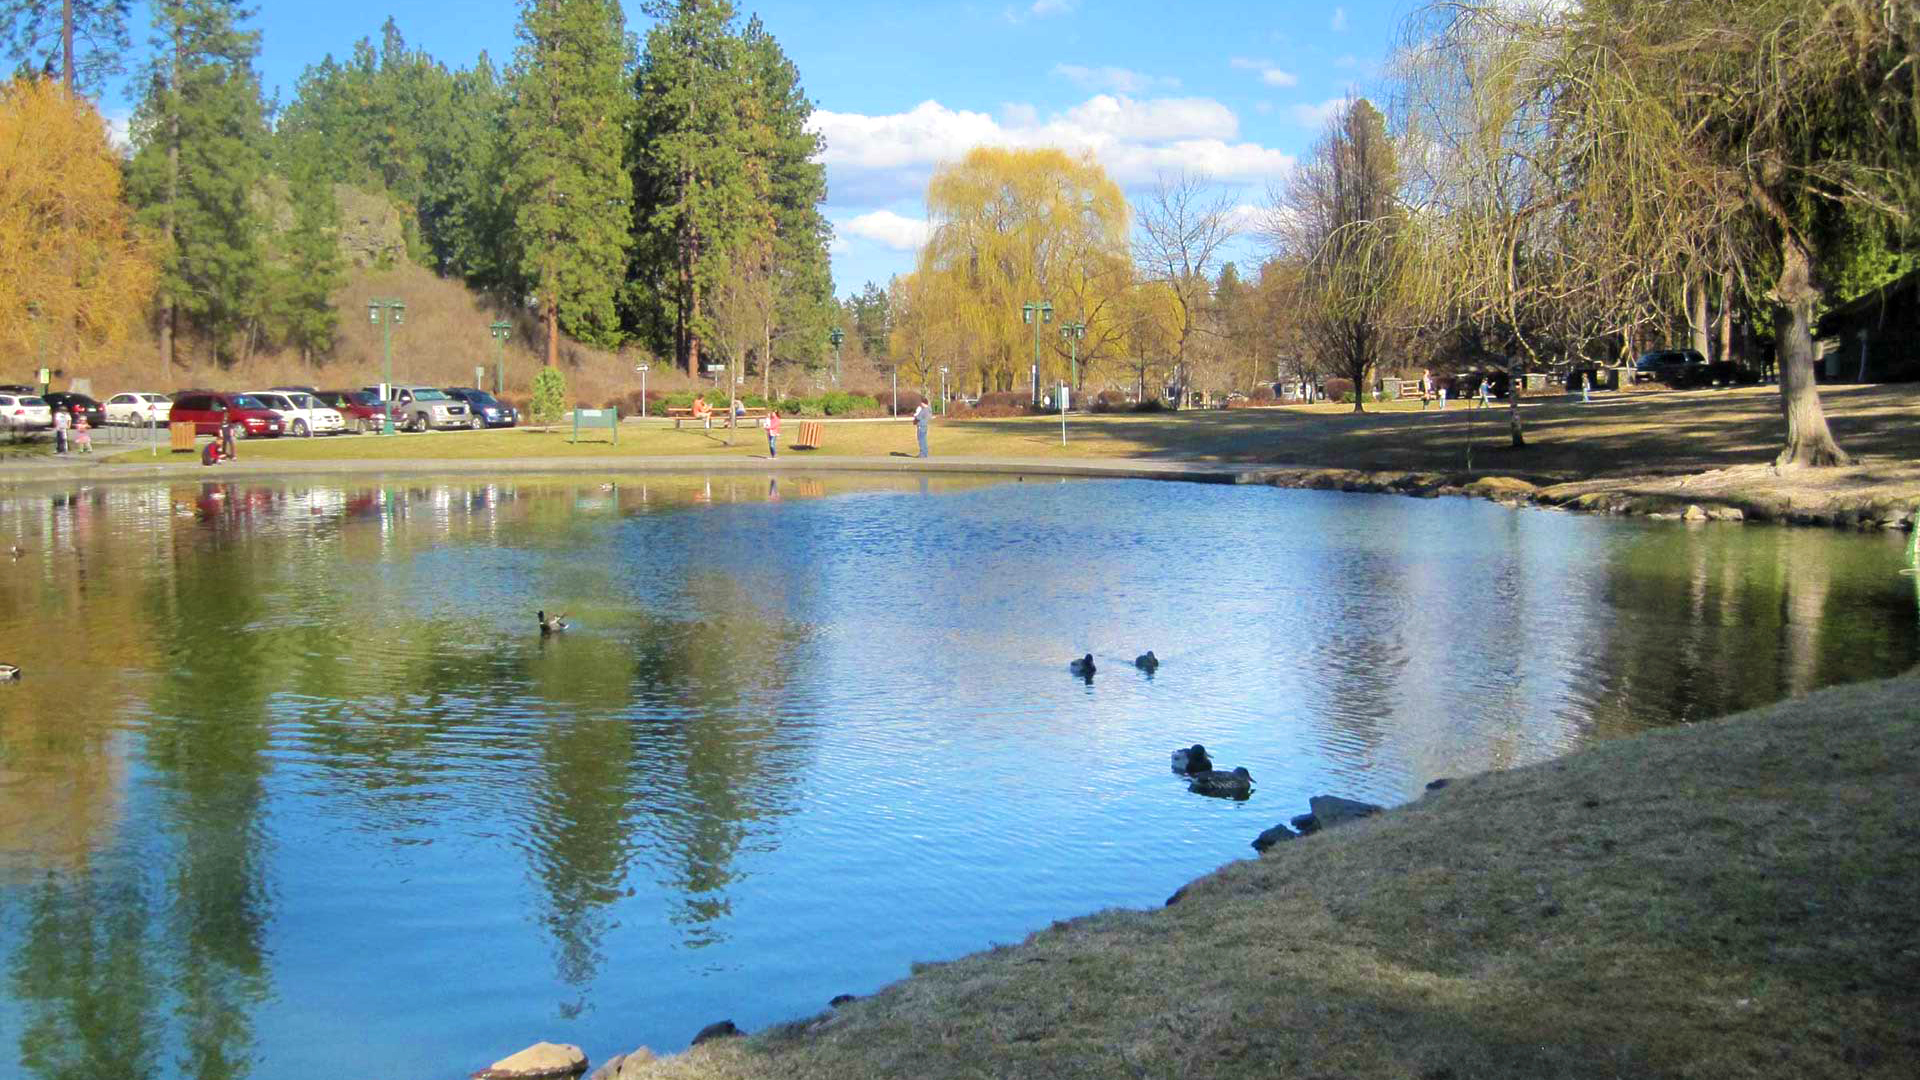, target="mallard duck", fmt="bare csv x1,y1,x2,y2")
537,610,570,635
1171,744,1212,774
1134,650,1159,672
1188,766,1253,799
8,544,24,559
1068,653,1096,676
0,664,20,680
